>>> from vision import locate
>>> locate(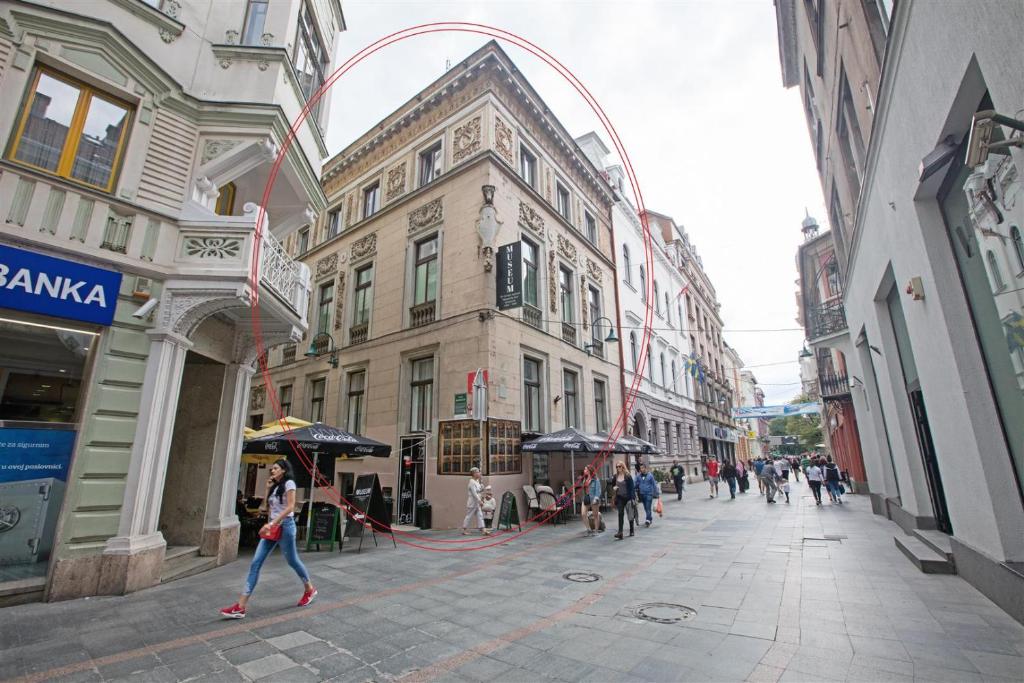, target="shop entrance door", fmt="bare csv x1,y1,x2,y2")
398,436,426,526
907,387,951,533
